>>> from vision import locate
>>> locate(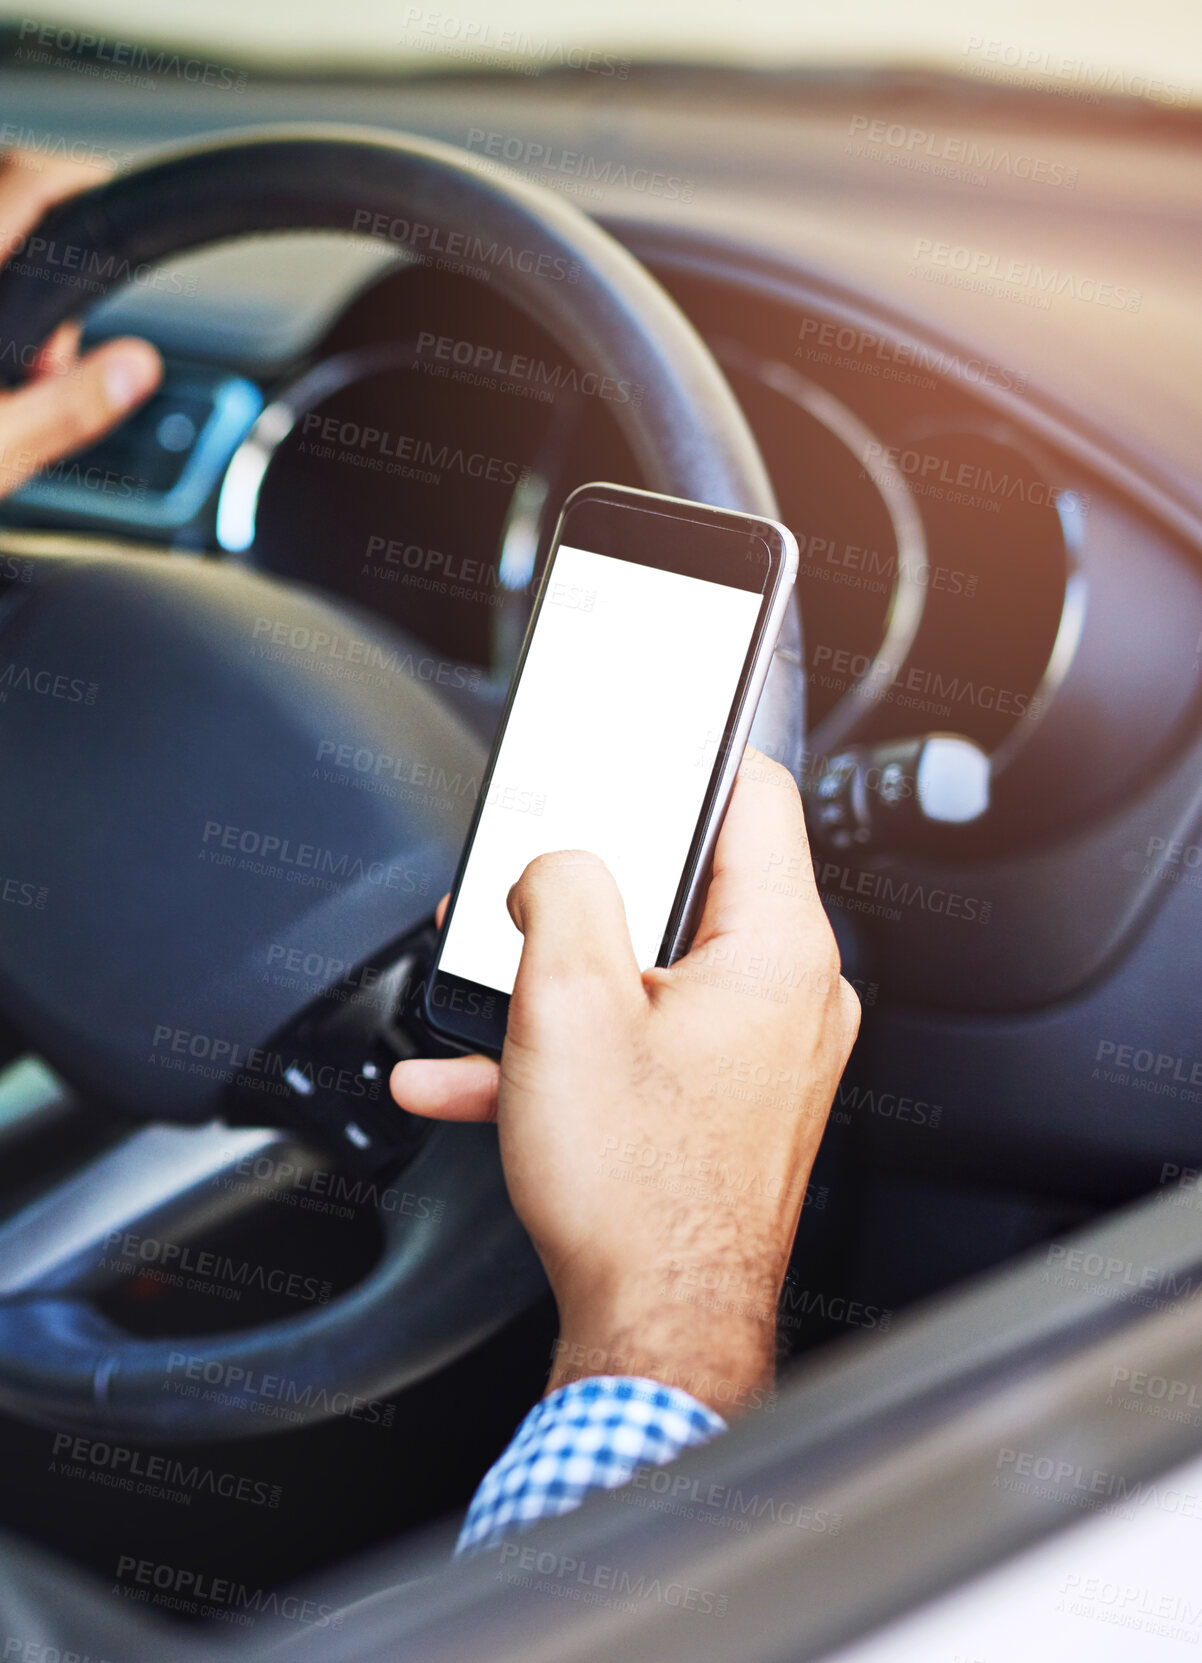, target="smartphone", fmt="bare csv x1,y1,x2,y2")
422,481,798,1055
